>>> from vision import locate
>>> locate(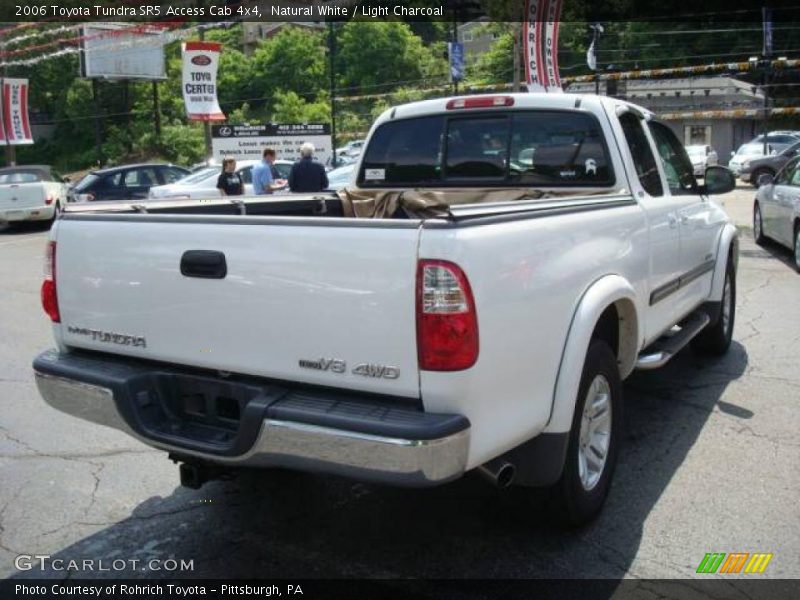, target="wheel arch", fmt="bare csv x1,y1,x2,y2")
710,223,739,302
544,274,641,436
